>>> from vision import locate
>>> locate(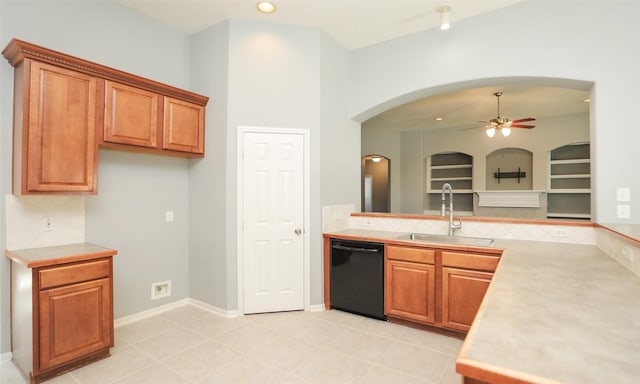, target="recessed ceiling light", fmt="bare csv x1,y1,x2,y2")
435,117,444,121
257,1,276,14
583,98,591,103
